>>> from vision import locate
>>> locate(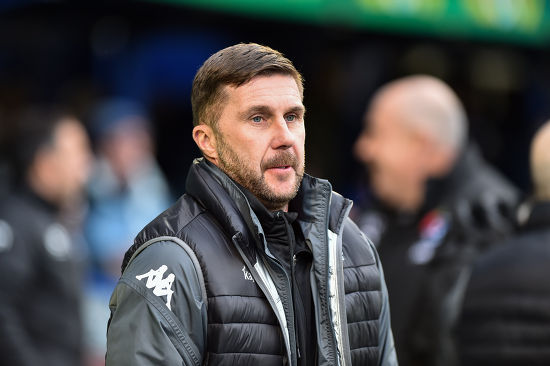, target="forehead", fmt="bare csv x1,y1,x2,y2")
366,100,391,133
225,74,303,106
53,119,87,146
